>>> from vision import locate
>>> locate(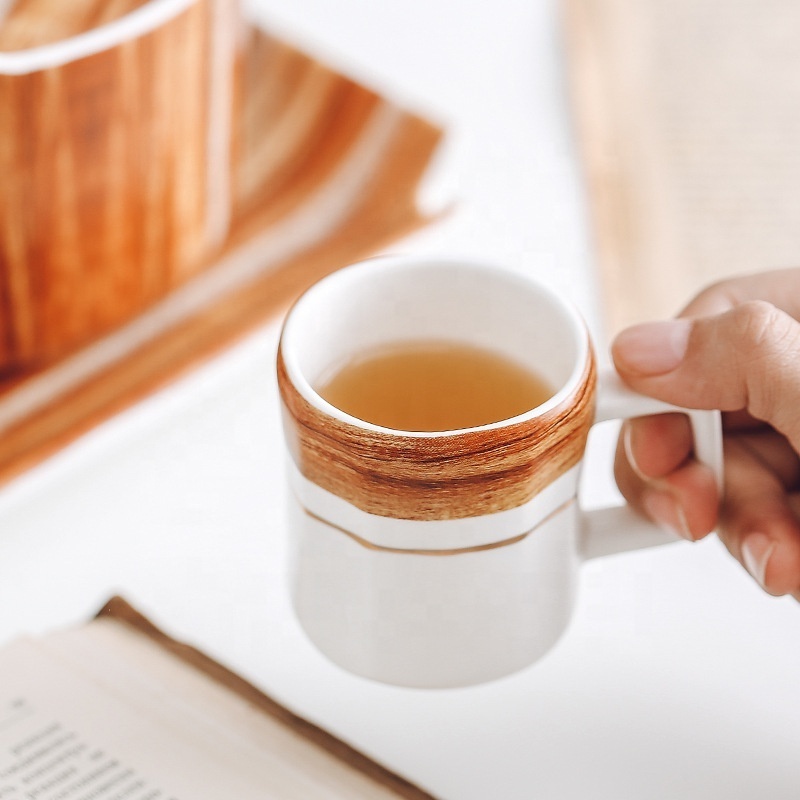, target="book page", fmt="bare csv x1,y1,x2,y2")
0,661,173,800
564,0,800,331
0,638,259,800
40,619,405,799
0,637,361,799
0,617,418,800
